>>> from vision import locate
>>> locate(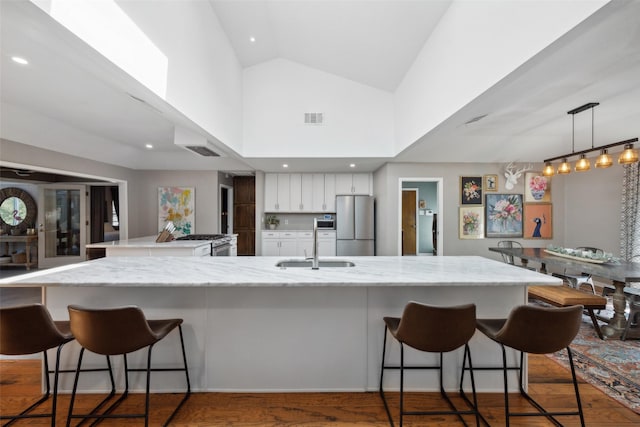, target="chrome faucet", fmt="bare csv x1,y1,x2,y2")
306,218,319,269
